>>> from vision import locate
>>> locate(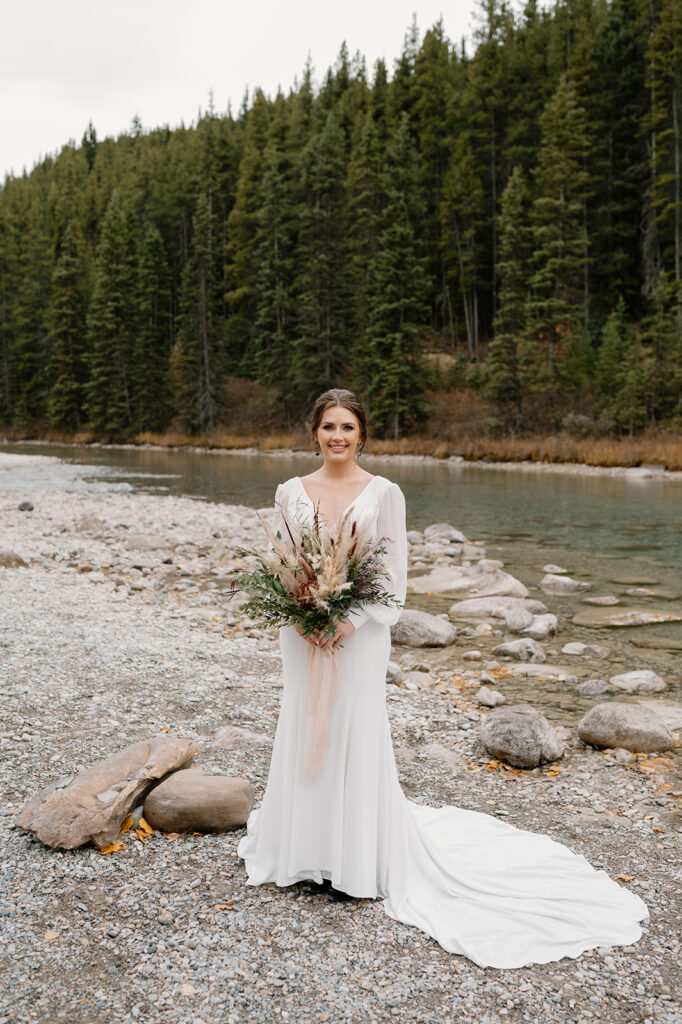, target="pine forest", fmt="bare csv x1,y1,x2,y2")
1,0,681,446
